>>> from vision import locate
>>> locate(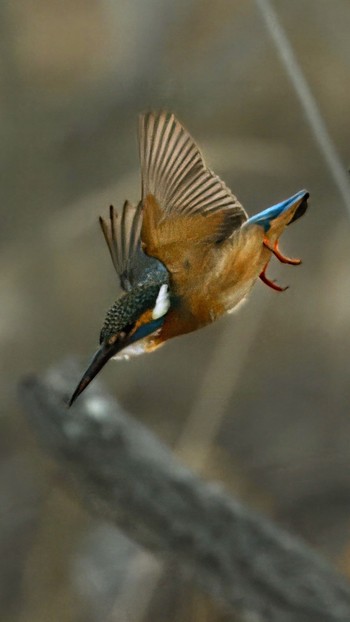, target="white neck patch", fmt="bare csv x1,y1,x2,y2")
152,284,170,320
